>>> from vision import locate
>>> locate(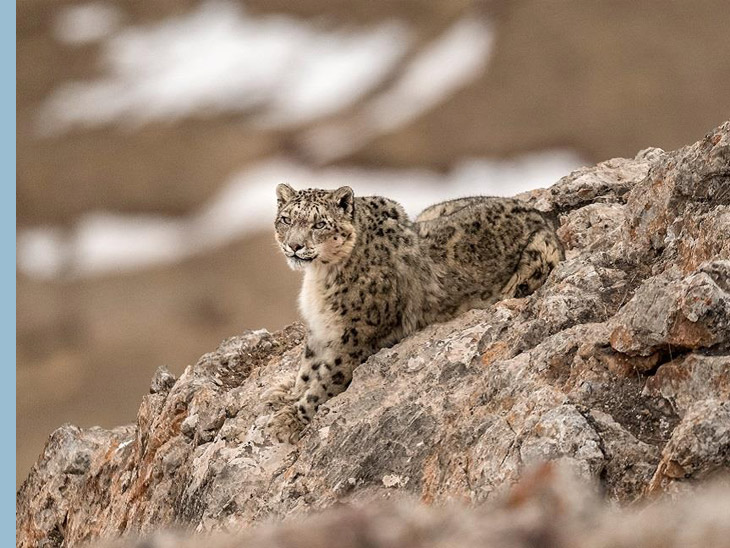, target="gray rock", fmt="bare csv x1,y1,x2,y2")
150,366,176,395
609,261,730,357
648,399,730,495
94,463,730,548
